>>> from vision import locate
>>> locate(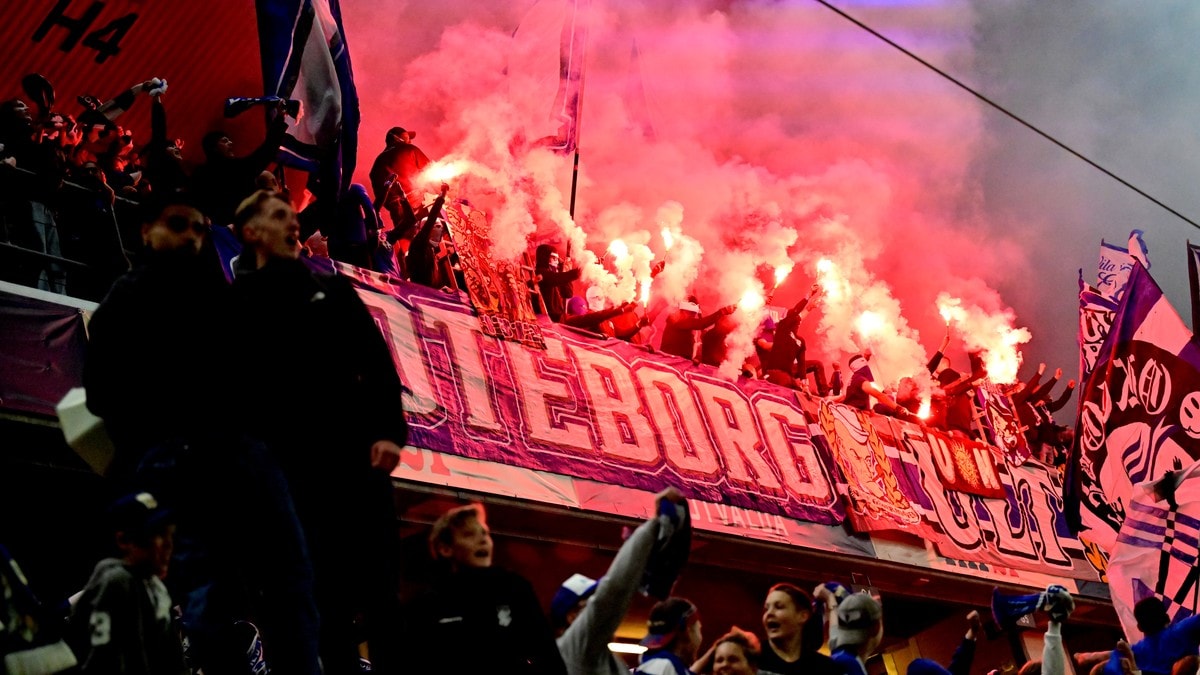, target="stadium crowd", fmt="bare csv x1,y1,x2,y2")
0,72,1139,675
